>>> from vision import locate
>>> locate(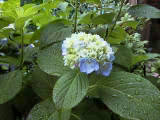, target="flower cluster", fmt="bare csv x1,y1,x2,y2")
117,13,135,24
123,33,148,54
62,32,115,76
